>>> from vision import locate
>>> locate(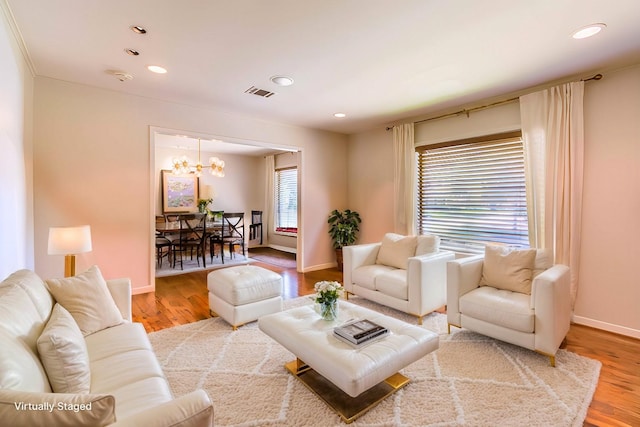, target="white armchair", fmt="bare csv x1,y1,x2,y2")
447,246,571,366
343,233,455,324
